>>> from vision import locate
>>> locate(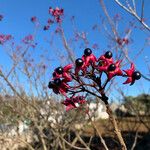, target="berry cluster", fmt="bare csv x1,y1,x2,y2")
49,7,64,23
48,48,141,111
0,34,12,45
43,7,64,31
